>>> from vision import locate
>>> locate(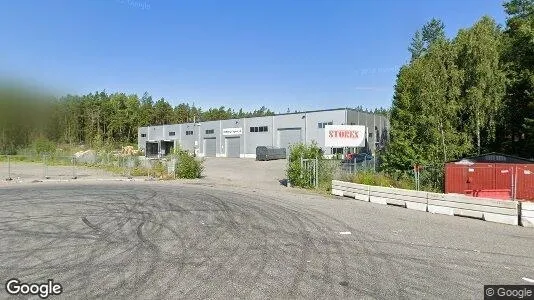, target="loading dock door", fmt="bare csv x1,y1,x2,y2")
204,138,216,157
146,142,159,157
161,141,174,156
277,128,302,152
226,137,241,158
